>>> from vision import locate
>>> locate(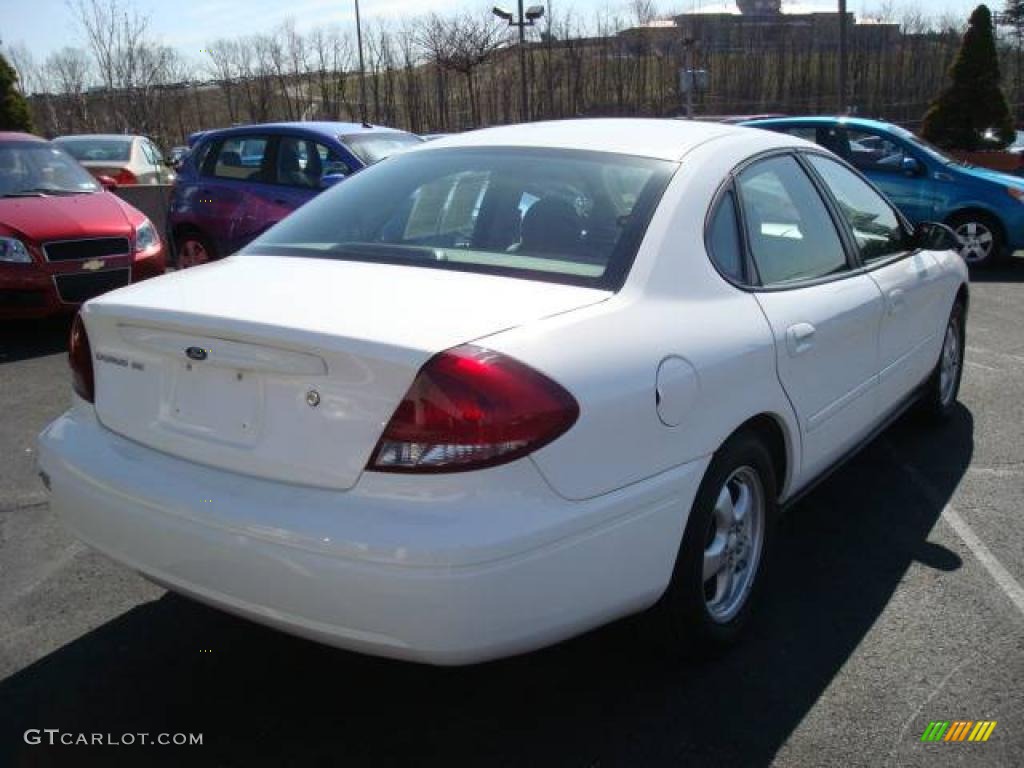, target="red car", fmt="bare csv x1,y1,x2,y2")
0,132,165,319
